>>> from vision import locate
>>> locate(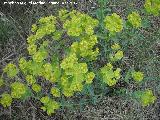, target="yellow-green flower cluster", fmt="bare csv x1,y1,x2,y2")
70,79,84,92
3,63,19,78
132,71,144,82
101,63,121,86
32,50,48,63
11,82,26,99
61,55,88,76
127,12,141,28
60,72,85,96
110,43,123,61
26,16,57,70
60,53,78,70
43,63,53,73
26,75,36,85
21,43,50,77
27,16,56,45
19,57,29,74
61,75,84,97
40,96,60,115
51,87,60,97
110,48,124,62
60,10,99,62
58,9,69,21
136,89,156,107
63,10,99,36
71,35,99,60
60,75,74,97
41,63,56,82
19,56,45,76
32,84,41,93
60,53,95,97
104,13,123,33
27,44,37,55
144,0,160,16
0,93,12,107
